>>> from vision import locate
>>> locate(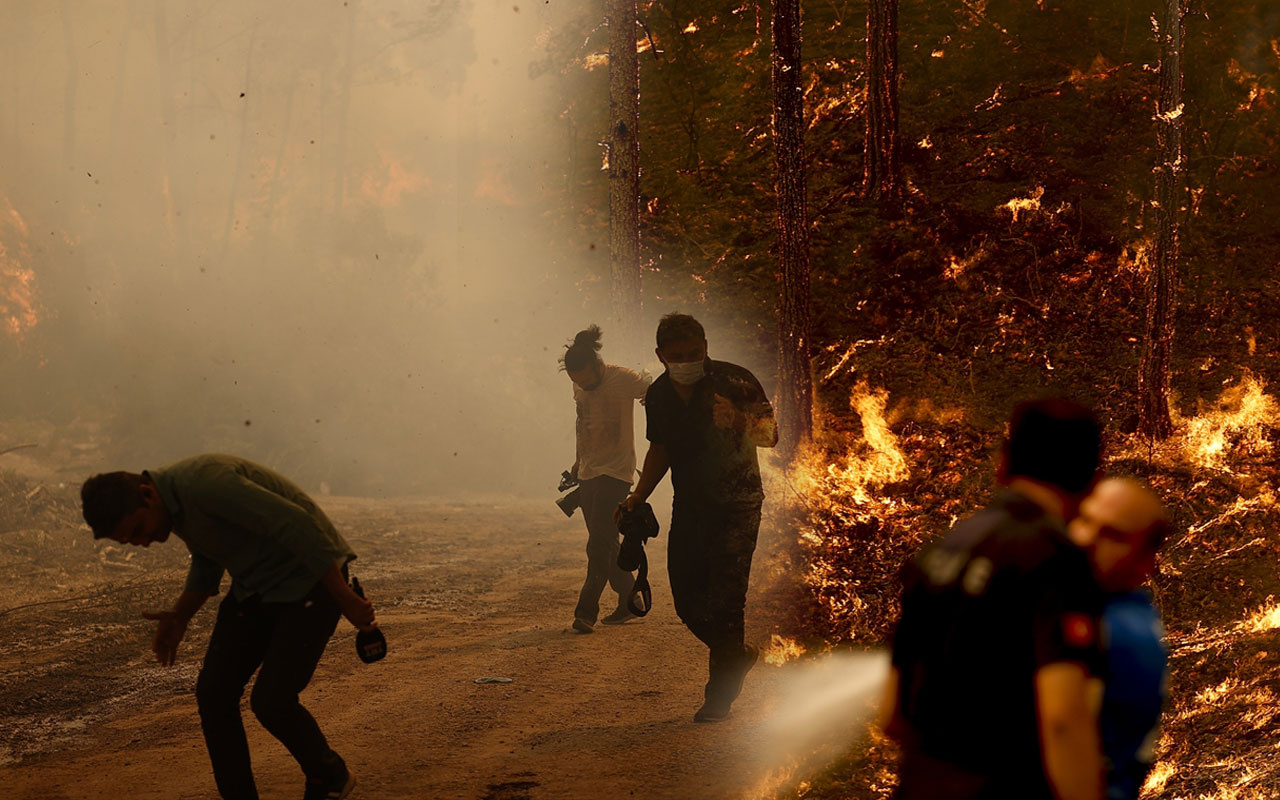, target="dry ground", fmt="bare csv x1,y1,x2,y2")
1,490,875,800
